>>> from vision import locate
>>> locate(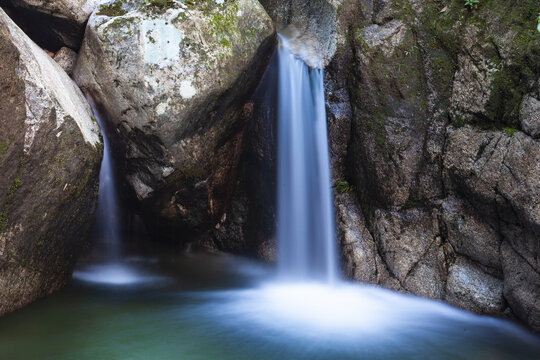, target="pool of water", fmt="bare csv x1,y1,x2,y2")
0,252,538,360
